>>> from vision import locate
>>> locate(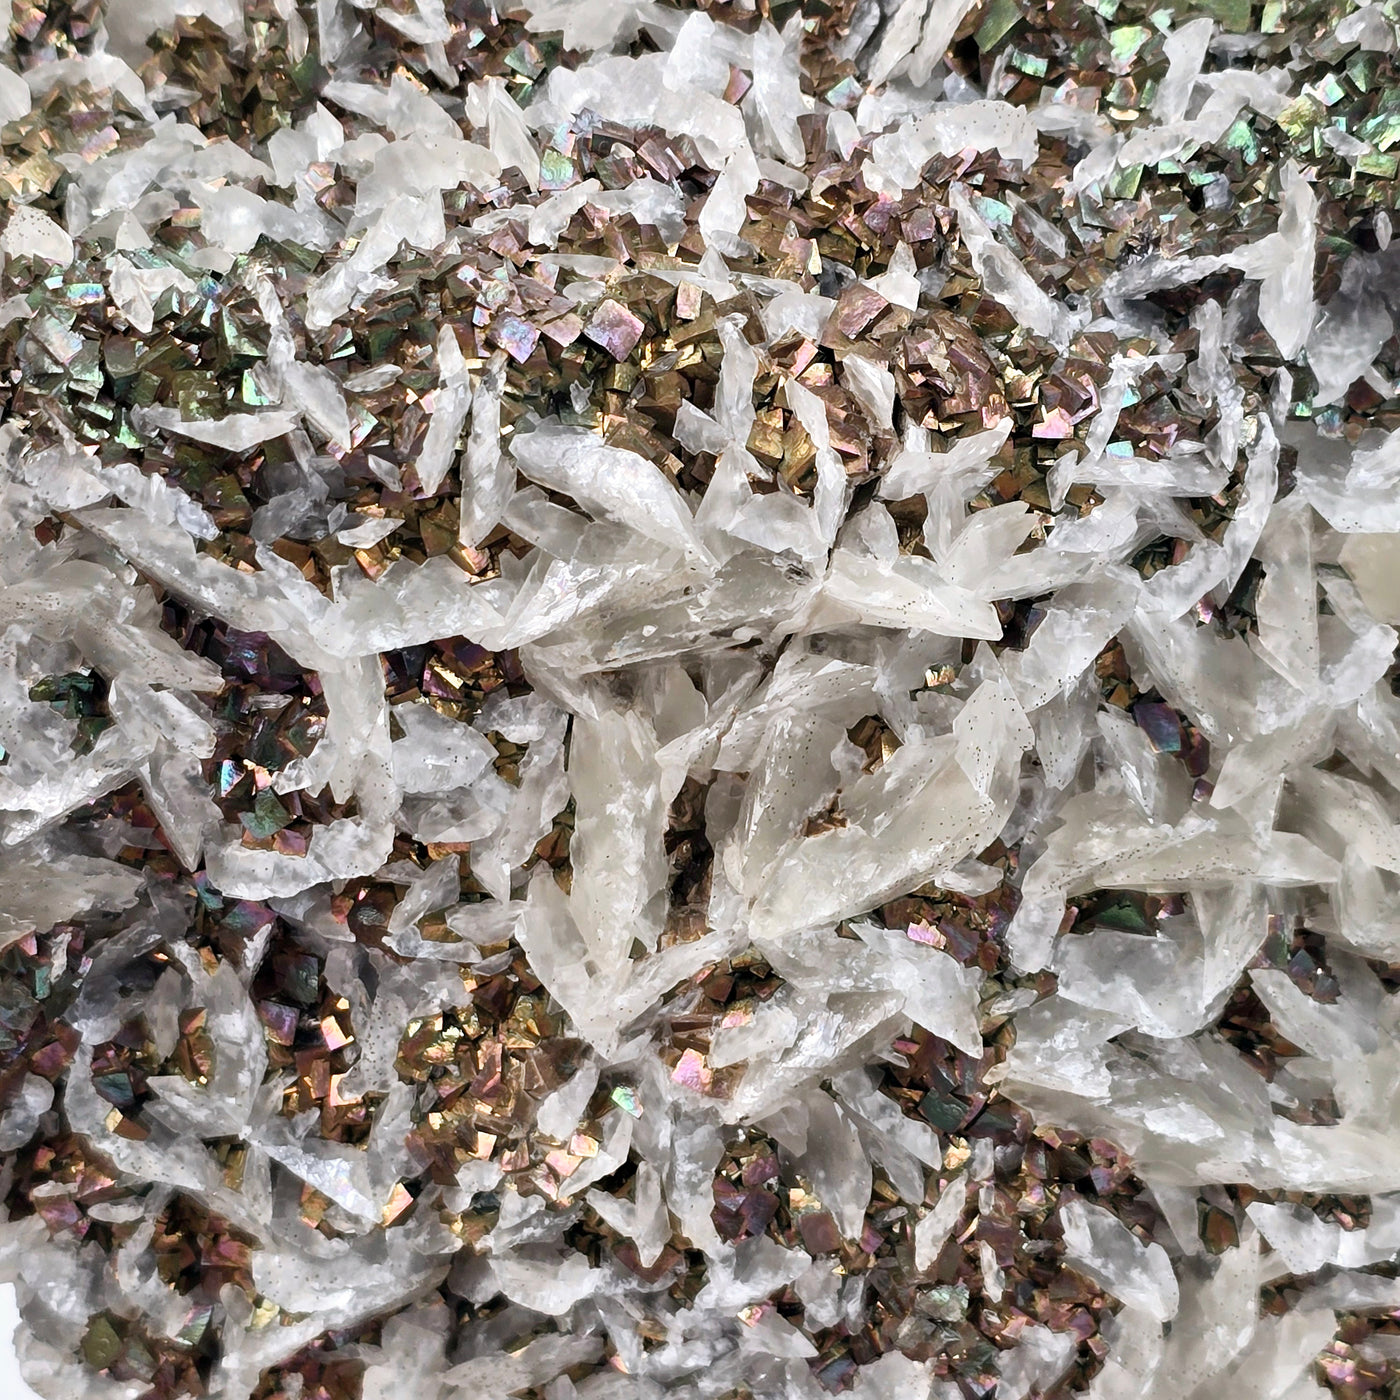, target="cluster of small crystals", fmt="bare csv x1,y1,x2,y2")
5,0,1400,1398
